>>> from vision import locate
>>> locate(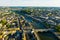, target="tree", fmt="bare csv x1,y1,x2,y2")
47,13,52,16
1,19,7,25
55,24,60,32
6,24,11,28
